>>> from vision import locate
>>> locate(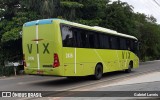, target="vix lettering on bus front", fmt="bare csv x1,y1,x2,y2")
27,43,50,54
122,51,131,59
